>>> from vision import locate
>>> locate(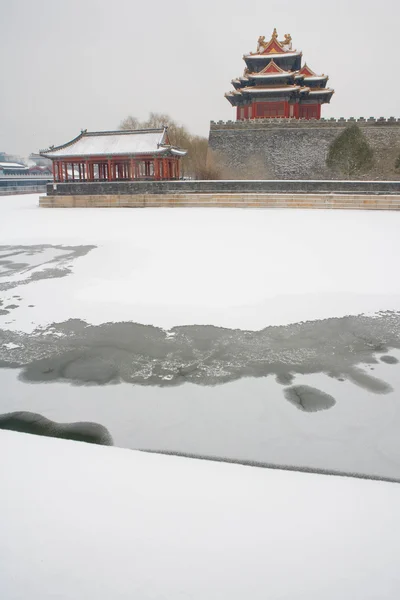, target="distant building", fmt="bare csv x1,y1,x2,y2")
29,153,52,168
225,28,334,120
0,161,28,176
40,128,187,183
27,165,53,176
